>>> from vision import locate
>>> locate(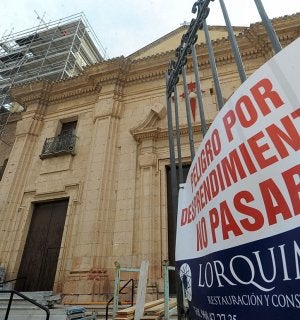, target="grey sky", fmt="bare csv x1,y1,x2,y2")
1,0,300,58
